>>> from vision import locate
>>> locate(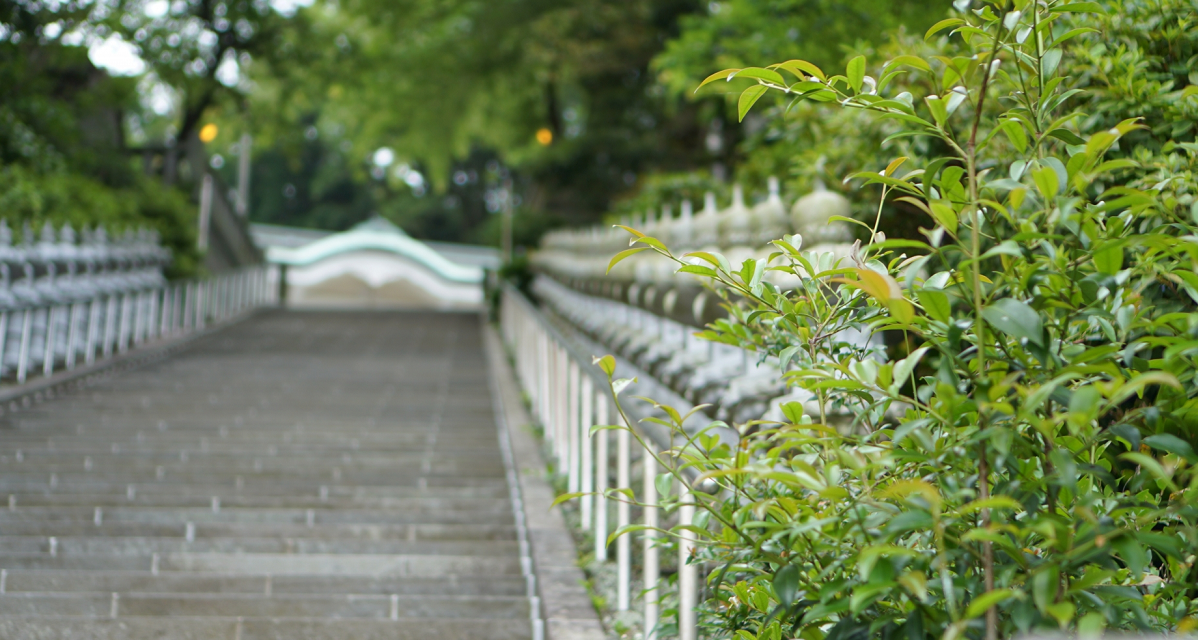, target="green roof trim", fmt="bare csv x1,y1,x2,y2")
265,217,484,284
